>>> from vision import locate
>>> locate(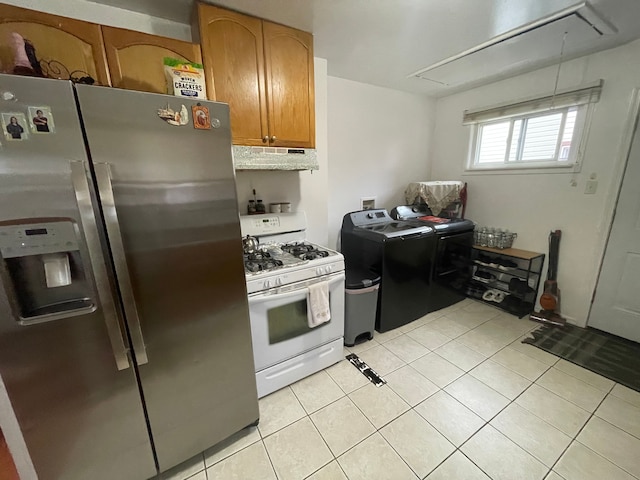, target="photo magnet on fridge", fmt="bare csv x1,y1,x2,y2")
1,112,29,141
192,105,211,130
157,104,189,126
28,106,55,134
